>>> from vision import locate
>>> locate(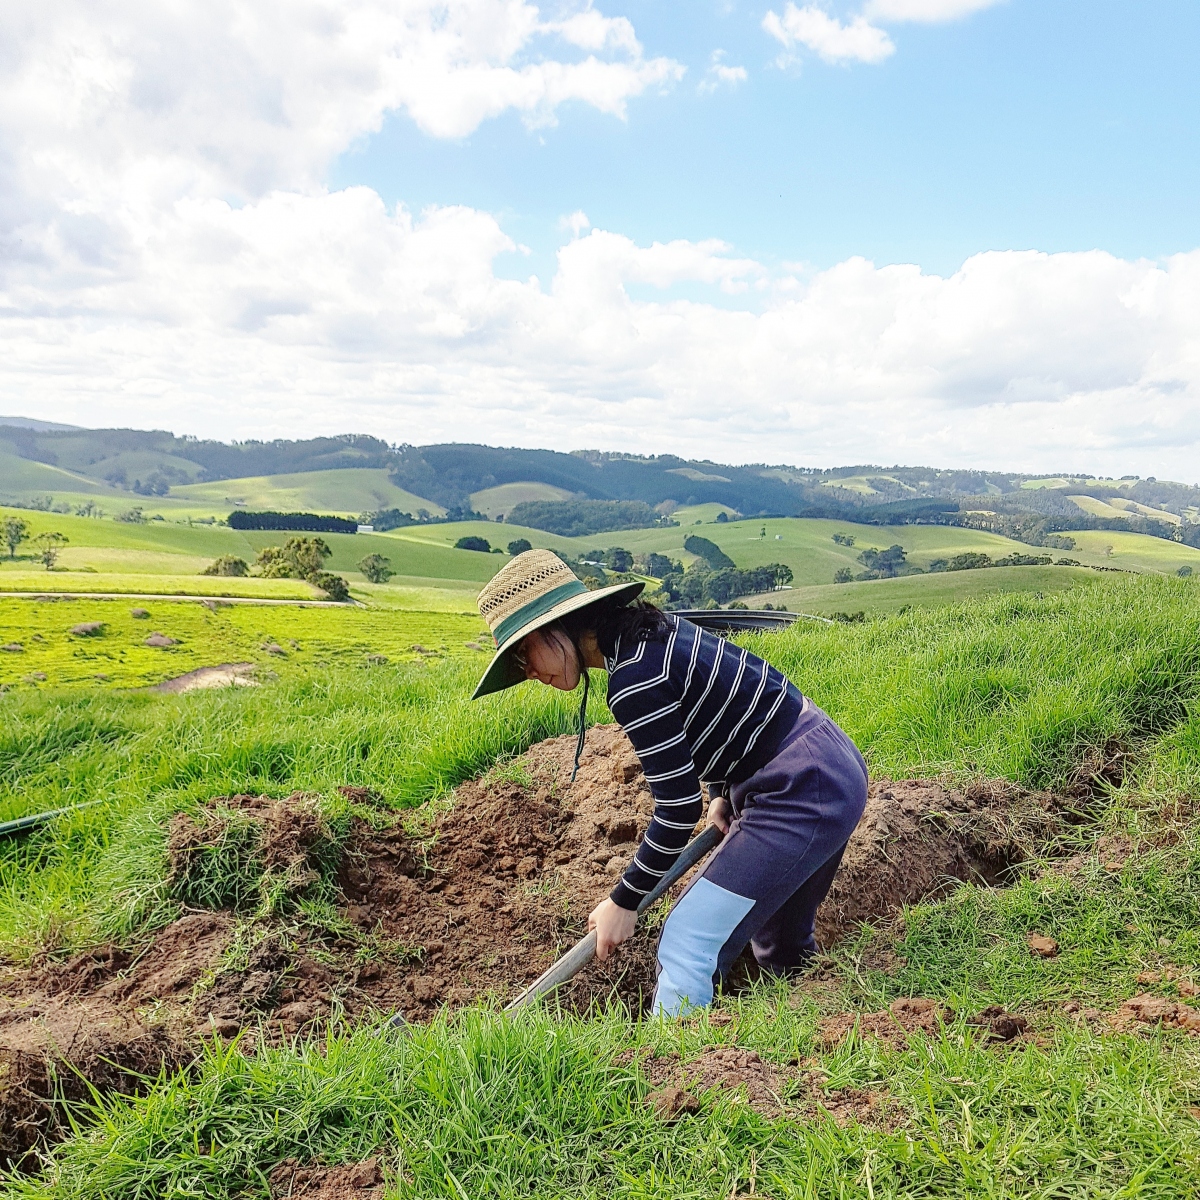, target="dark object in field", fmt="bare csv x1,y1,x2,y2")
144,632,177,647
130,607,150,618
454,535,491,552
1,642,22,652
672,609,803,633
228,510,357,533
968,1005,1029,1042
69,621,104,636
264,643,287,655
0,799,103,841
